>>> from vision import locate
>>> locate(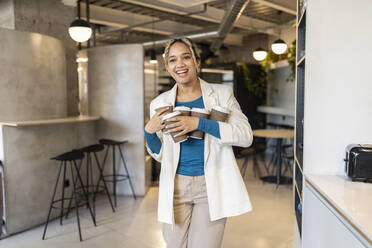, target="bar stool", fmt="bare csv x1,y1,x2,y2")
98,139,136,207
65,144,115,219
42,150,96,242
